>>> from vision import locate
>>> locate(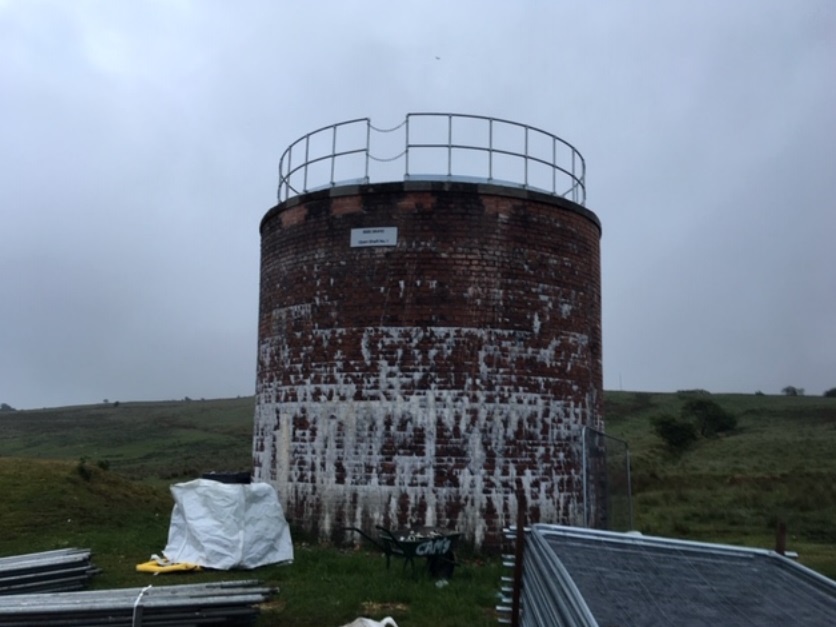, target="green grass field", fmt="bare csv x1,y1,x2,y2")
604,391,836,578
0,391,834,624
